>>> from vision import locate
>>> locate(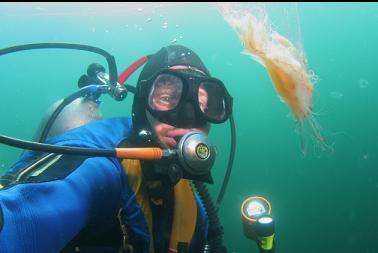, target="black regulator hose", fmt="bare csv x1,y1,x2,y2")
193,181,227,253
0,134,115,157
0,43,118,87
216,114,236,205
